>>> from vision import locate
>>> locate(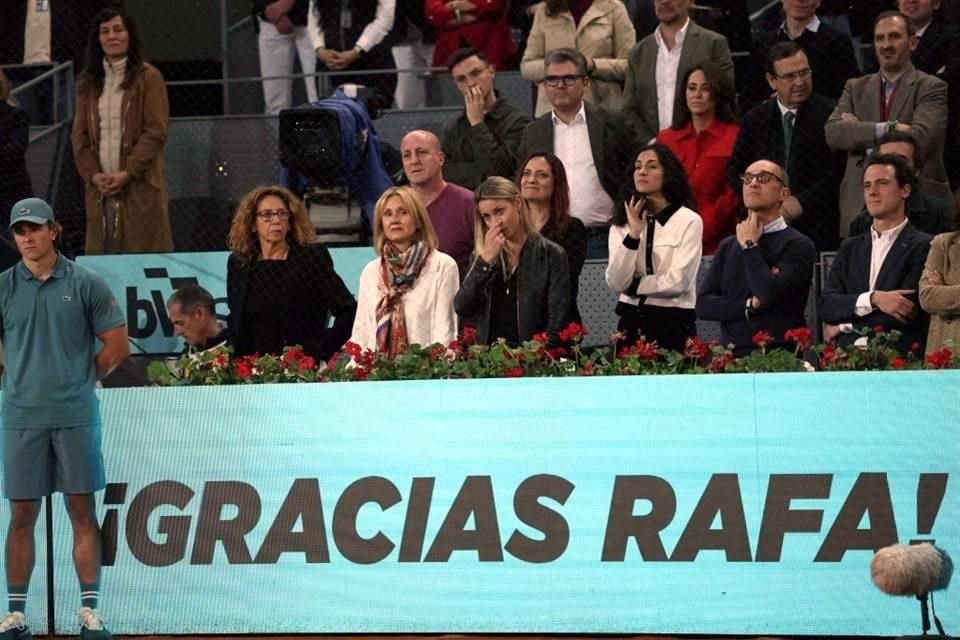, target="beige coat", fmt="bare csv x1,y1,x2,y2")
520,0,635,117
71,62,173,254
920,231,960,355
